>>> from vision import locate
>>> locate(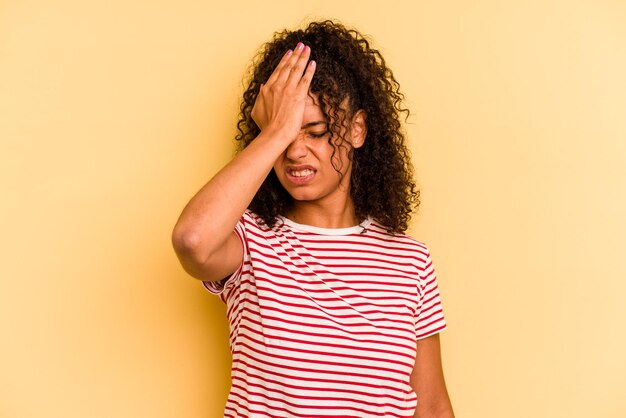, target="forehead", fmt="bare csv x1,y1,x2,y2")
303,94,325,123
302,93,350,125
